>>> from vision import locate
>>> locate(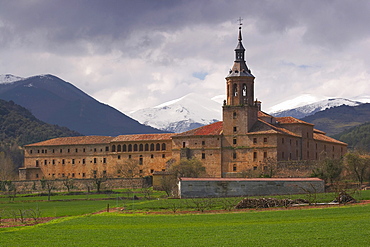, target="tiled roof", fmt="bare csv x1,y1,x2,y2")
258,111,274,118
314,129,326,135
249,119,301,137
275,116,314,126
313,133,347,145
174,121,223,137
112,133,173,142
180,177,324,182
25,136,114,147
